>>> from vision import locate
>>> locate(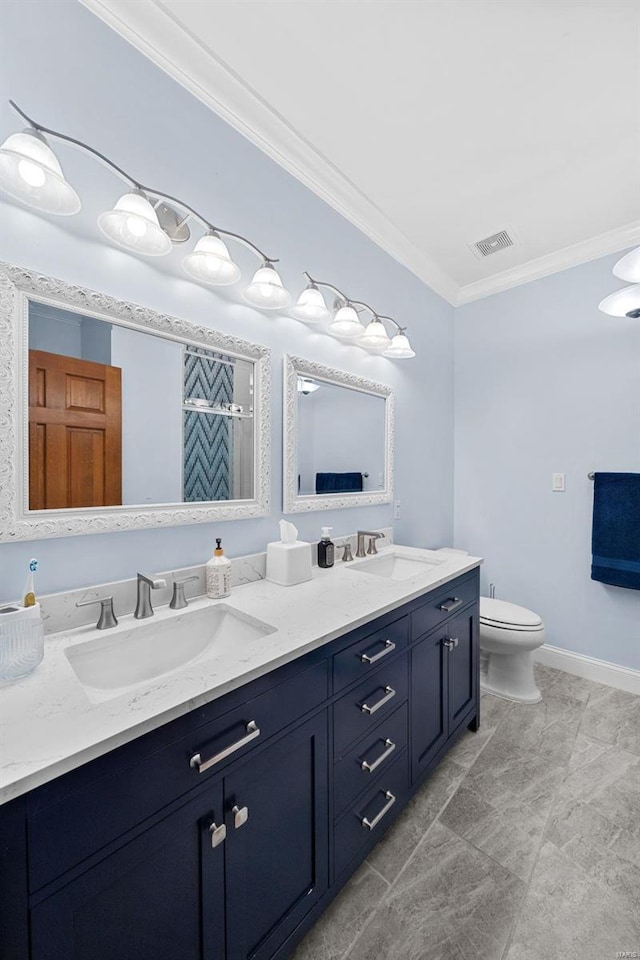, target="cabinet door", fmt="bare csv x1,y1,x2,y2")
224,712,329,960
410,632,447,783
30,787,225,960
446,607,478,736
